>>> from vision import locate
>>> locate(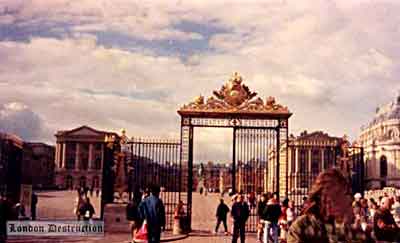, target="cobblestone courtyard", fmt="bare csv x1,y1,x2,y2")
8,190,258,243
